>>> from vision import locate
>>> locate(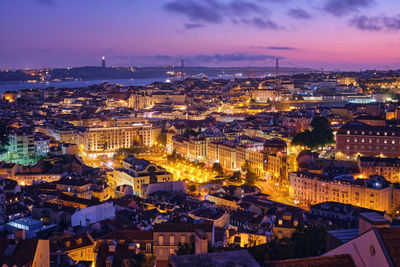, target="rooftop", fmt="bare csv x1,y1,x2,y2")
170,249,260,267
